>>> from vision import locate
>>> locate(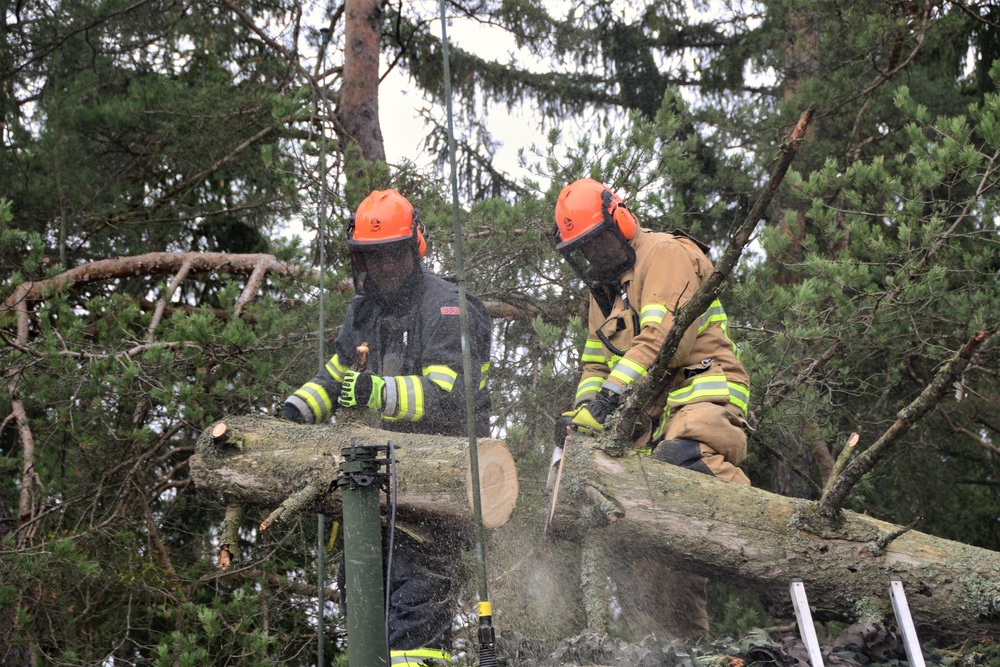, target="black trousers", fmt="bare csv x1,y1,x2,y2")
338,530,455,652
